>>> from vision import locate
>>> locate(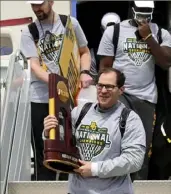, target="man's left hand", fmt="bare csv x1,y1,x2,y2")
74,160,92,177
80,73,93,88
138,20,152,39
